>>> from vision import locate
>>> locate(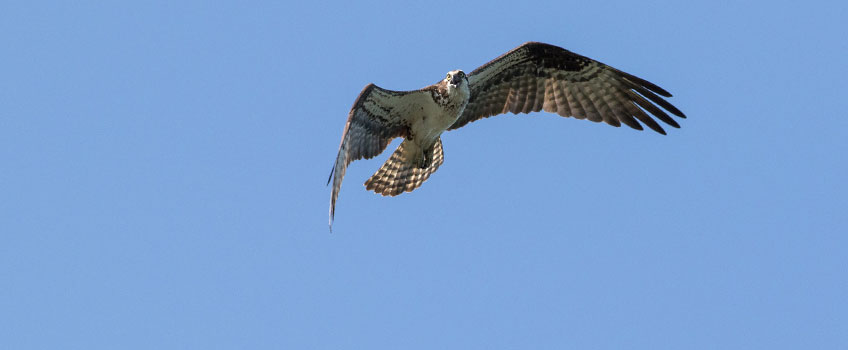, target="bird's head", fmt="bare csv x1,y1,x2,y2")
445,70,468,88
